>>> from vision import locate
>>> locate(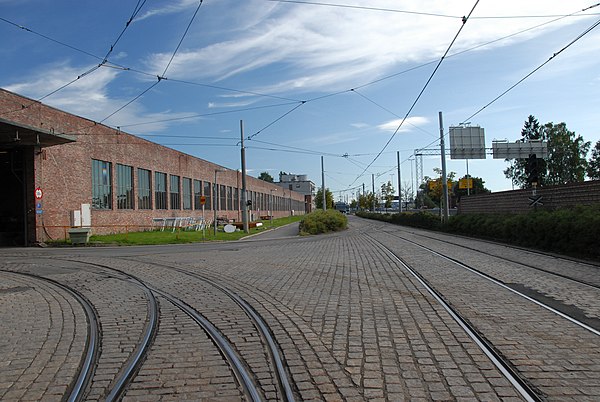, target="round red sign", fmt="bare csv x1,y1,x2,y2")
35,187,43,200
